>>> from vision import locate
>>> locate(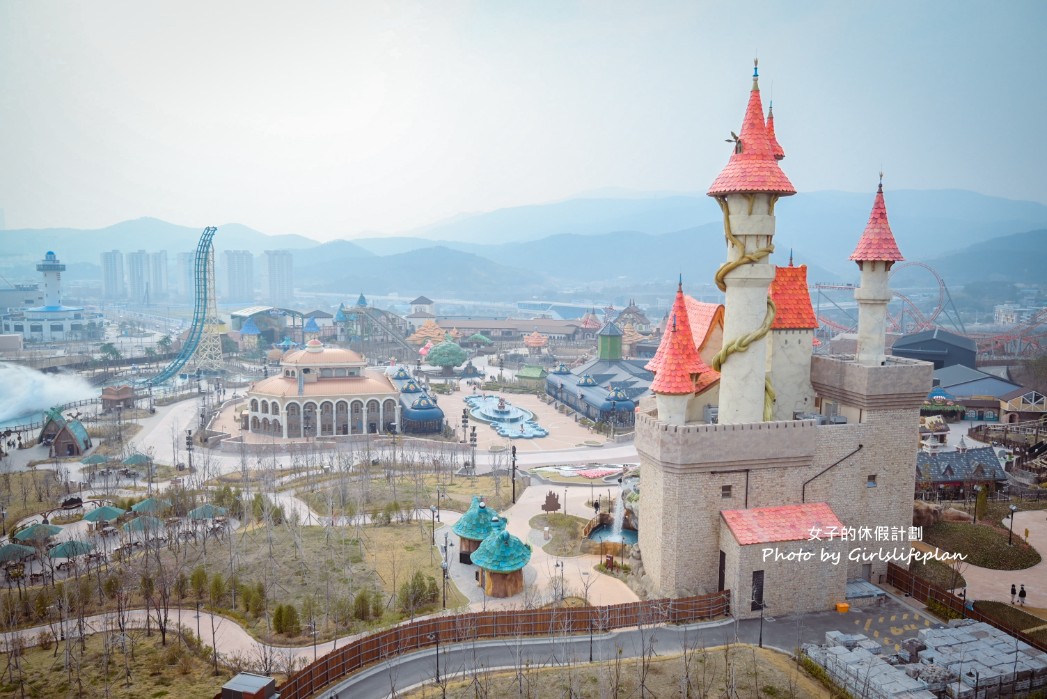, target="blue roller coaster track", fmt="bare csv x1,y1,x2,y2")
141,226,217,386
